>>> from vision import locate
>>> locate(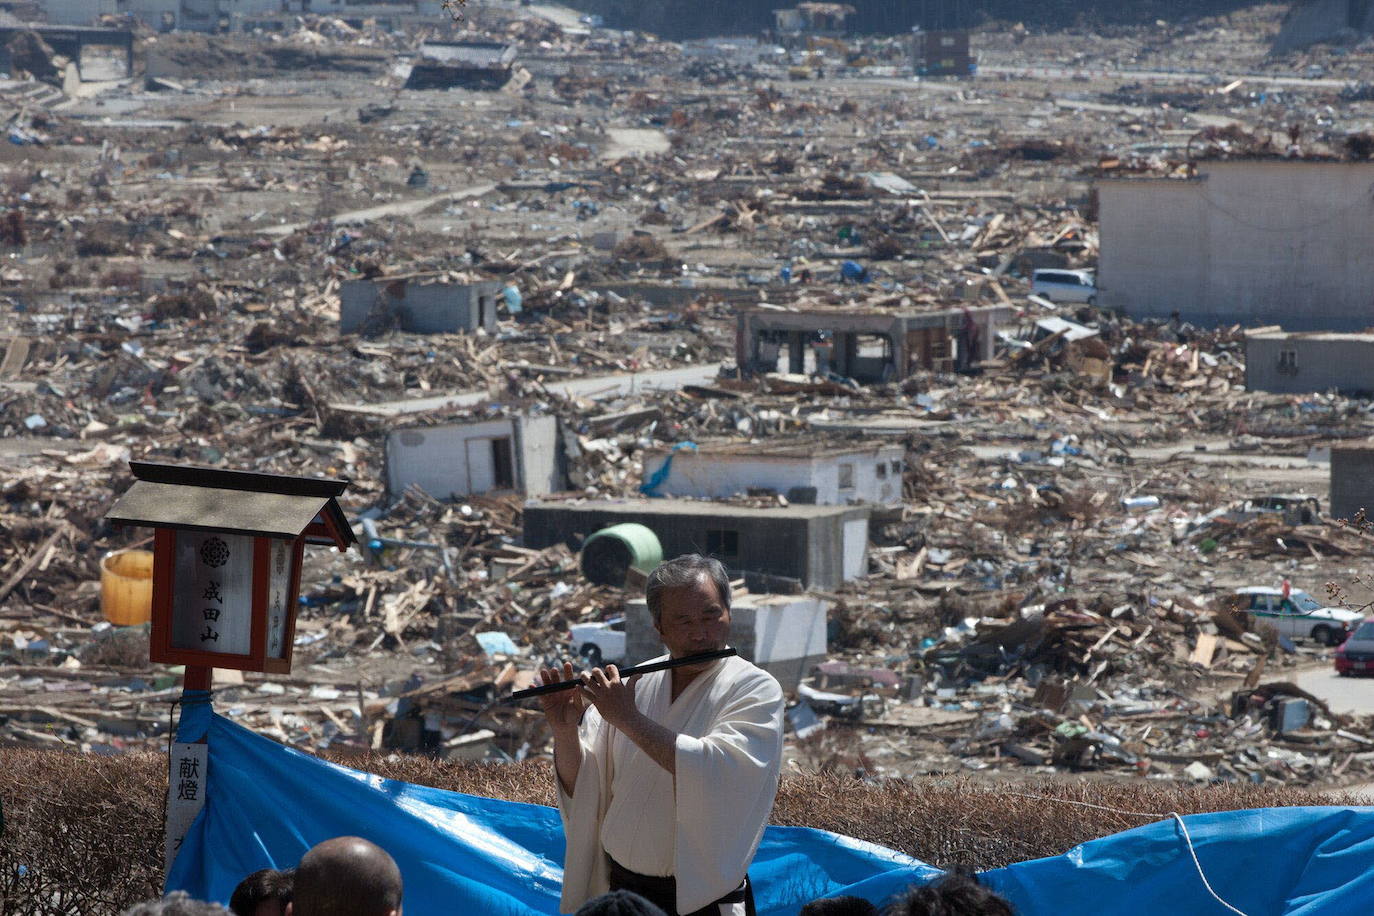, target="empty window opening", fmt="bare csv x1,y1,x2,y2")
705,529,740,560
491,437,515,489
838,463,855,489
